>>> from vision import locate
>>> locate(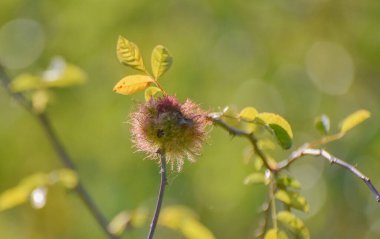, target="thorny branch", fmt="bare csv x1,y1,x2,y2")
0,65,118,239
210,113,380,203
276,147,380,202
